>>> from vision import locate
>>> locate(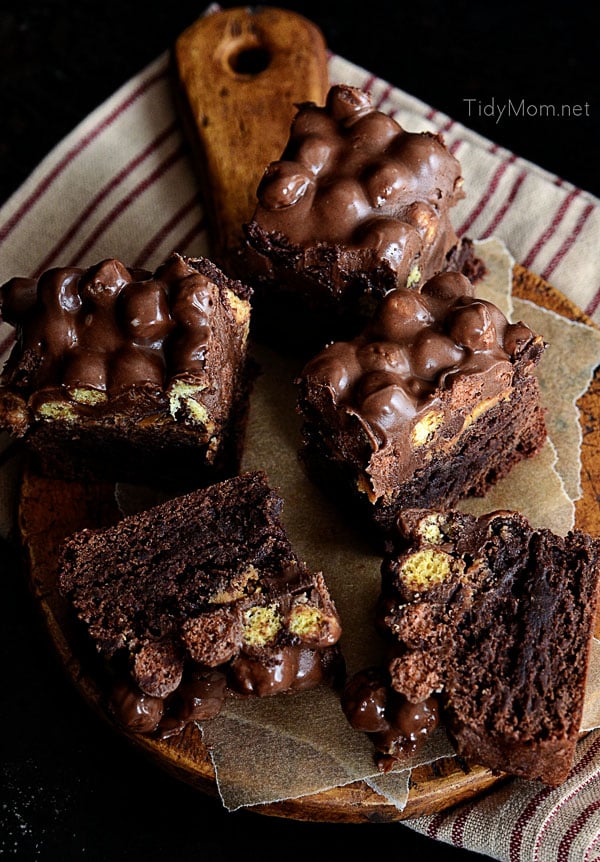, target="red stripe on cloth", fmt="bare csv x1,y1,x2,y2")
510,787,562,862
534,766,600,860
426,807,454,839
0,64,169,245
374,84,393,110
458,153,517,237
450,798,478,847
132,197,204,268
69,145,186,265
521,188,581,269
510,734,600,862
584,288,600,317
571,733,600,777
479,170,528,238
541,203,595,281
34,121,179,276
361,74,377,94
438,118,455,135
557,798,600,862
